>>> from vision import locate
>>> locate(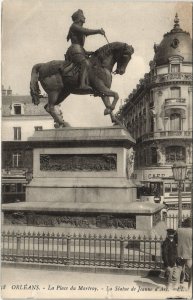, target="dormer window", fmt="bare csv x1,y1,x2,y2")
11,103,24,115
171,64,180,73
14,104,21,115
168,55,183,73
